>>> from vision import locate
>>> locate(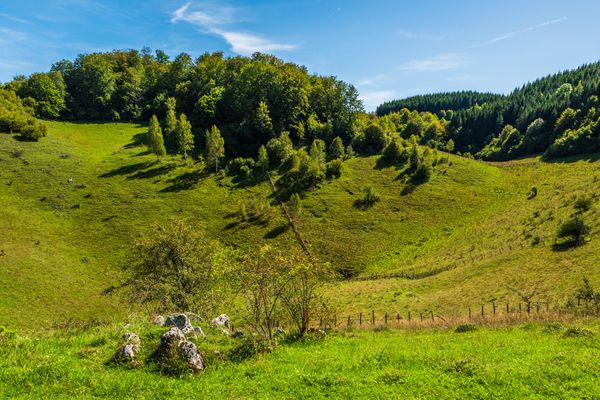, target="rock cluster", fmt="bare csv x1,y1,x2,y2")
115,332,141,365
159,327,204,372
